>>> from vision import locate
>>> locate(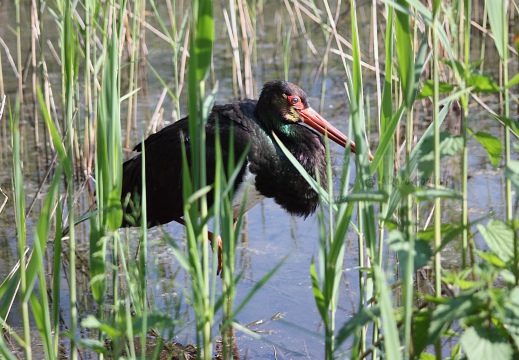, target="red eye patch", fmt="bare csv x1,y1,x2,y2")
287,95,304,110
